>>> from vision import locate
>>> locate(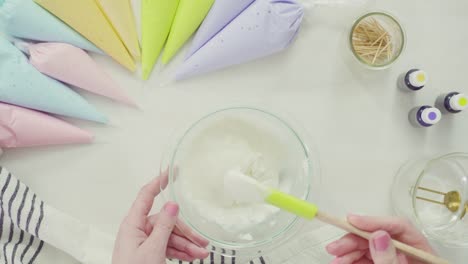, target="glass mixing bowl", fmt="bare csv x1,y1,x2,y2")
160,107,320,261
392,153,468,247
